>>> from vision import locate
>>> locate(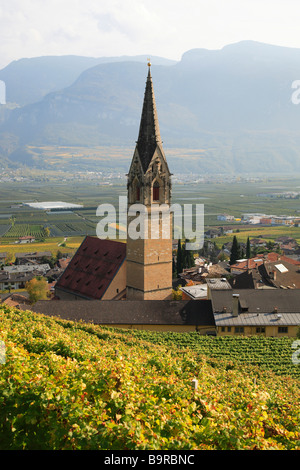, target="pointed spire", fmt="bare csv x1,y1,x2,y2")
136,61,162,172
